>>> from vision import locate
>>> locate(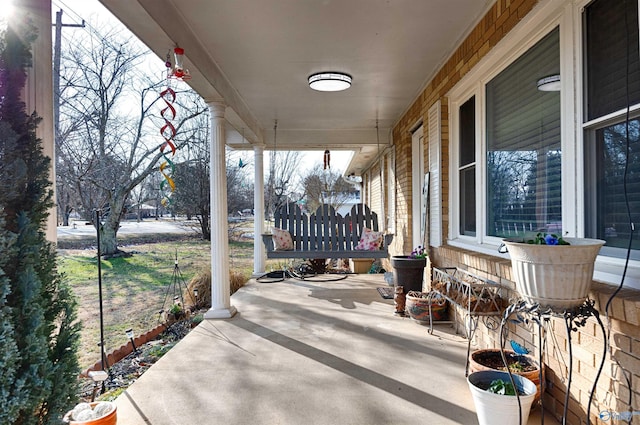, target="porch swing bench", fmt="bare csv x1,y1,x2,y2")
262,203,393,260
